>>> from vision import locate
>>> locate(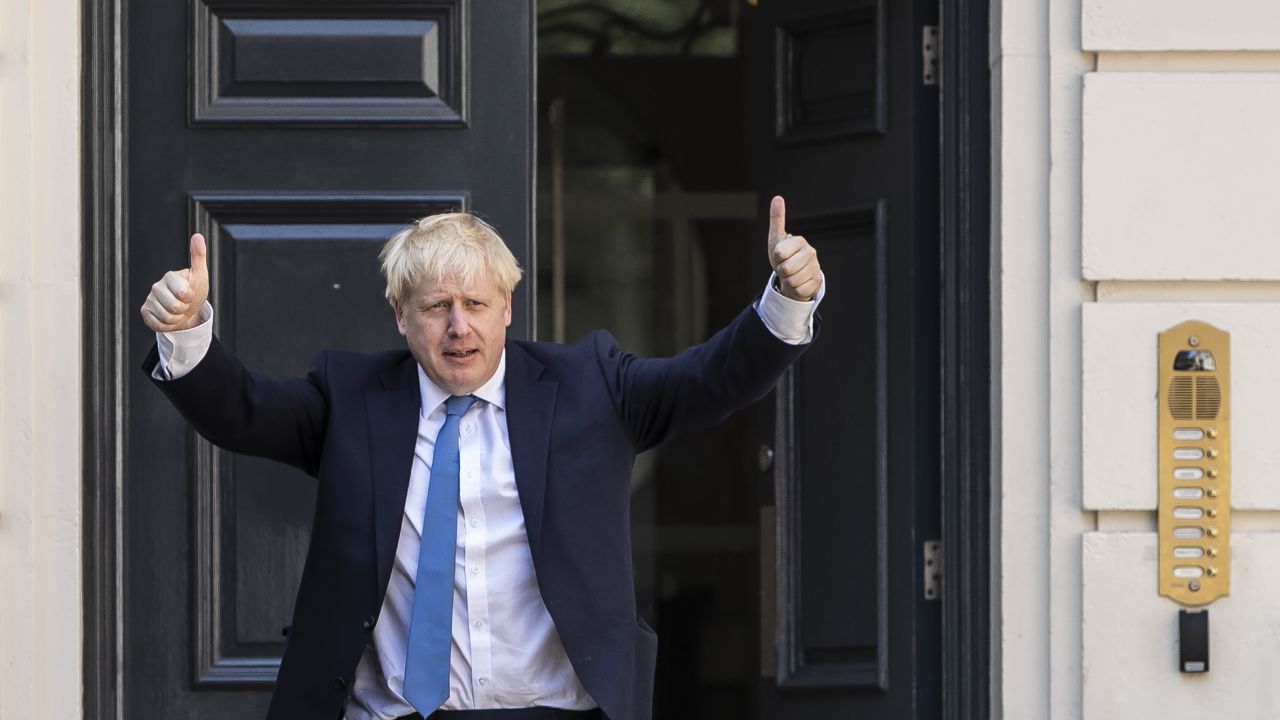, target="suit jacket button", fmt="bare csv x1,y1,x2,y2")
362,616,374,630
331,677,346,691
